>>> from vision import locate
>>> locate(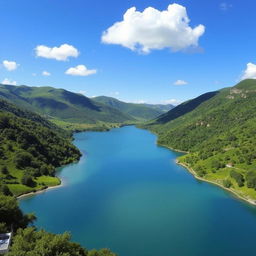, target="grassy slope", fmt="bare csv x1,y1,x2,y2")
0,99,81,196
0,84,135,124
144,79,256,203
93,96,168,121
